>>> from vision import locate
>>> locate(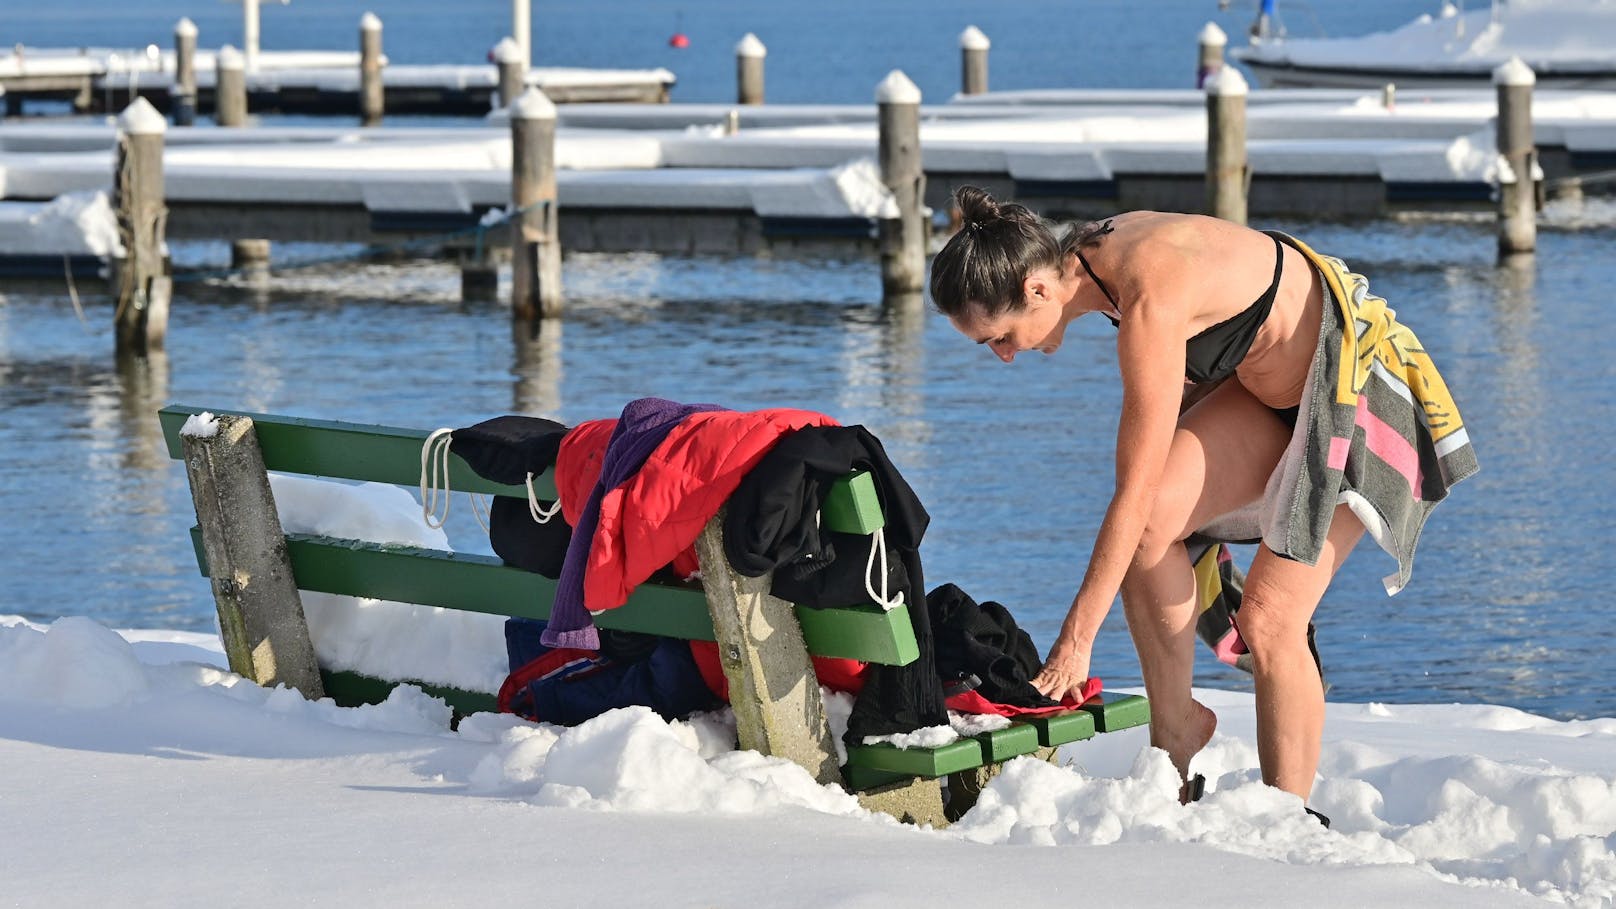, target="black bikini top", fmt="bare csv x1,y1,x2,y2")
1074,222,1286,385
